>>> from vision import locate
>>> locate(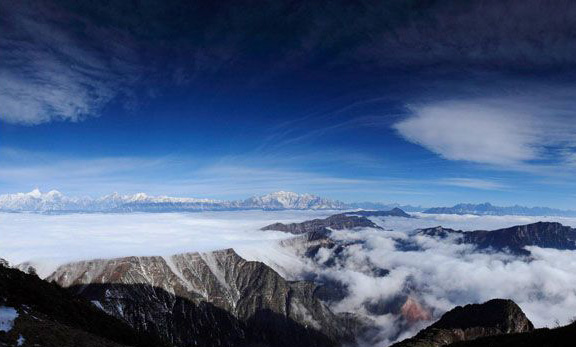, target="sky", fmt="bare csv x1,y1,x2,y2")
2,0,576,208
